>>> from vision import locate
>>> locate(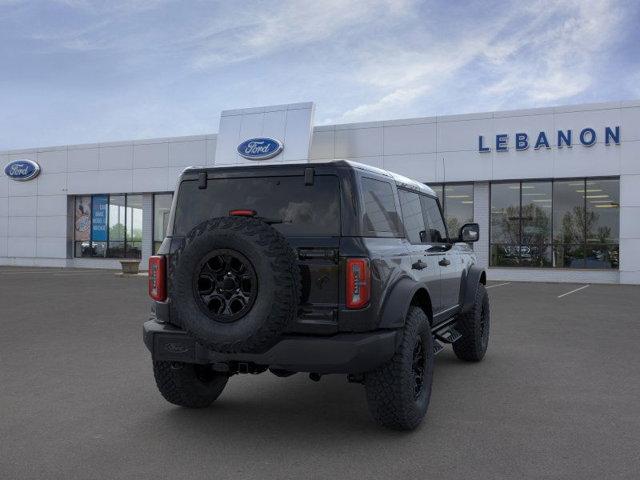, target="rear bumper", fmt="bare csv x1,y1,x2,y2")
143,320,399,374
